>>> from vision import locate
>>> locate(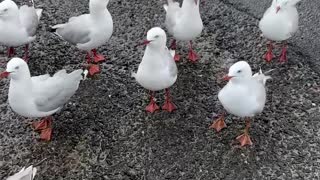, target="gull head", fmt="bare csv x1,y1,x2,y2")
141,27,167,48
273,0,301,13
0,0,18,19
0,58,29,80
223,61,252,81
